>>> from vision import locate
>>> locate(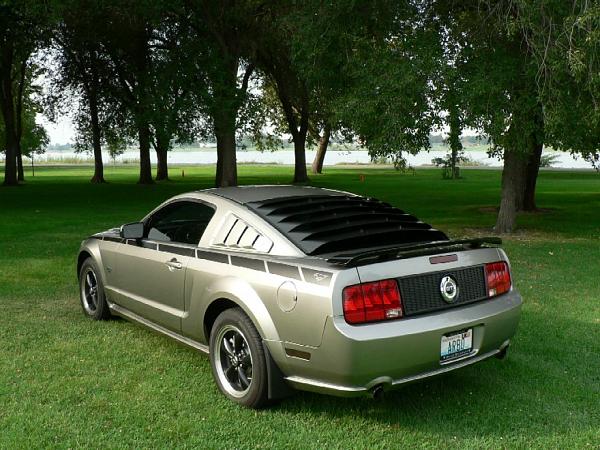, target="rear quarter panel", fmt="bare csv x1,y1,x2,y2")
183,255,360,349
